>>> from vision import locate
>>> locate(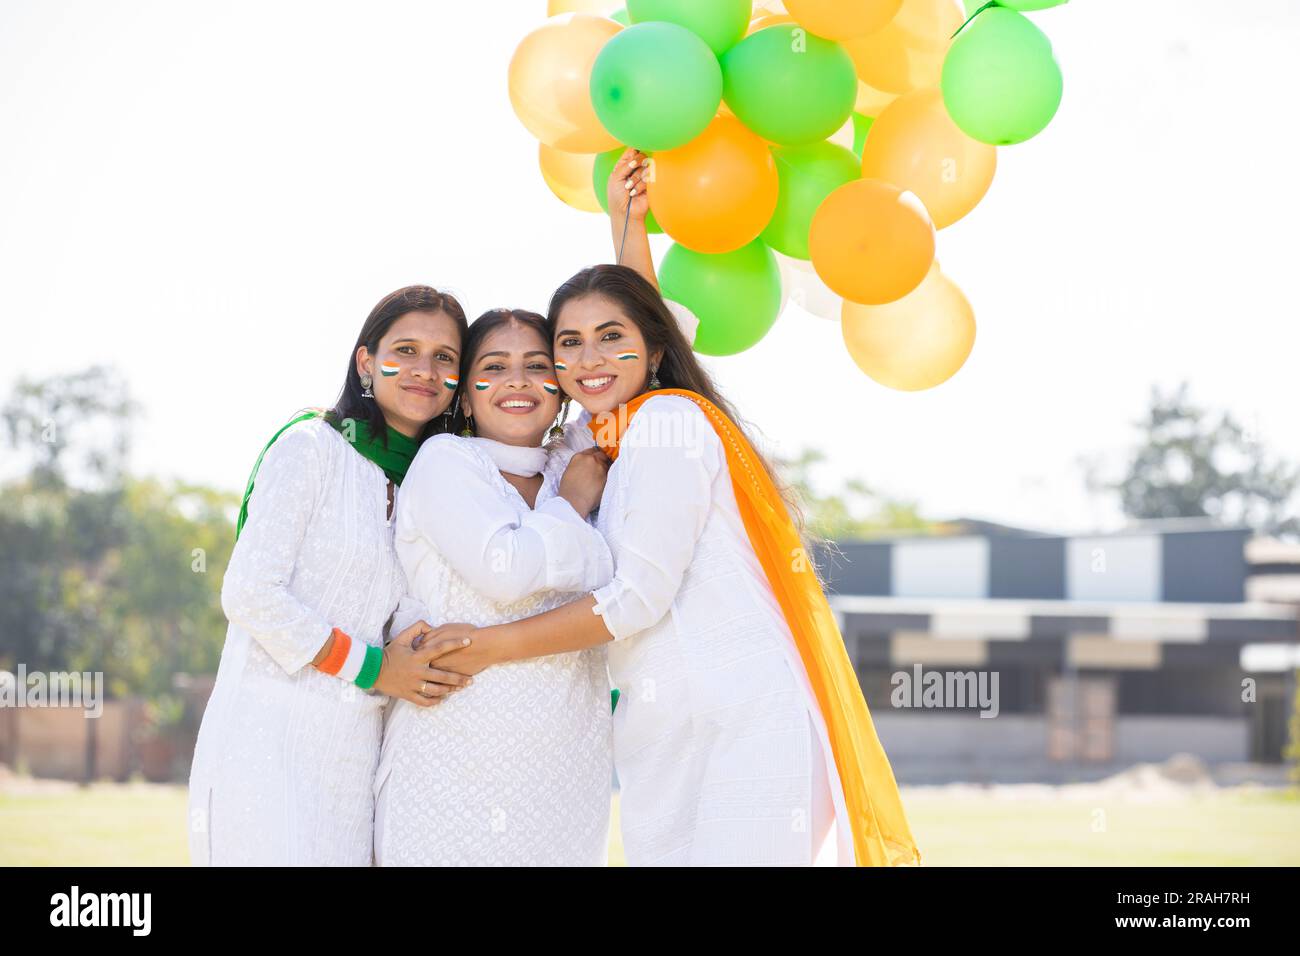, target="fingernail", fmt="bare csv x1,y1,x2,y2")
462,638,471,645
